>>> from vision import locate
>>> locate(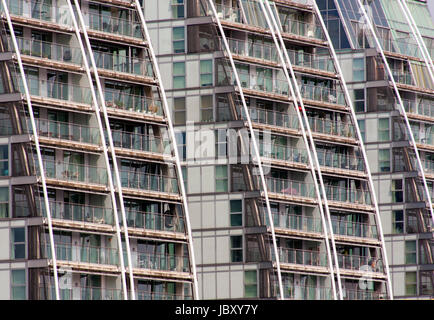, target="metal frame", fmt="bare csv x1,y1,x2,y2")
356,0,434,229
133,0,199,300
317,0,396,299
67,0,134,300
259,0,340,300
206,0,284,299
1,0,60,300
